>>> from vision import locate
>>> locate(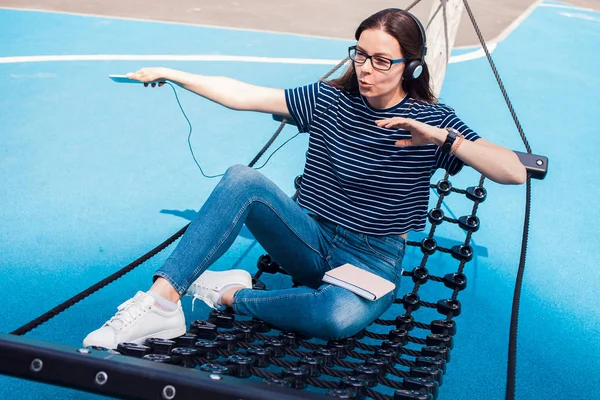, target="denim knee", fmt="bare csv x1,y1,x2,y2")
221,164,272,196
310,286,384,340
224,164,251,179
223,164,265,185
